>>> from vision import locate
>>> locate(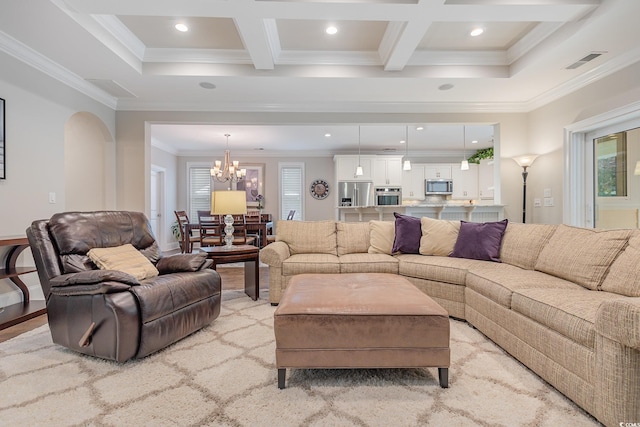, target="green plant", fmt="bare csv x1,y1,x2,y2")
170,221,181,241
467,147,494,164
